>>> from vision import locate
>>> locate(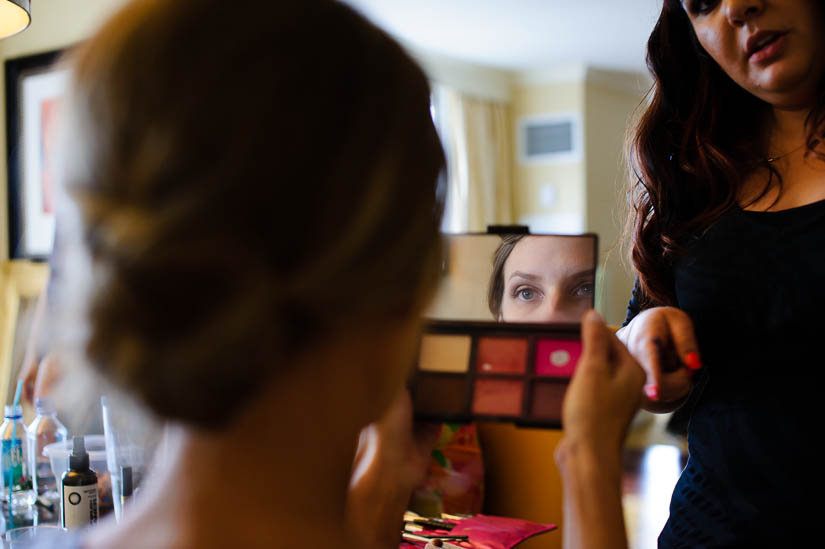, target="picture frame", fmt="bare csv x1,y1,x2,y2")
5,49,67,260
